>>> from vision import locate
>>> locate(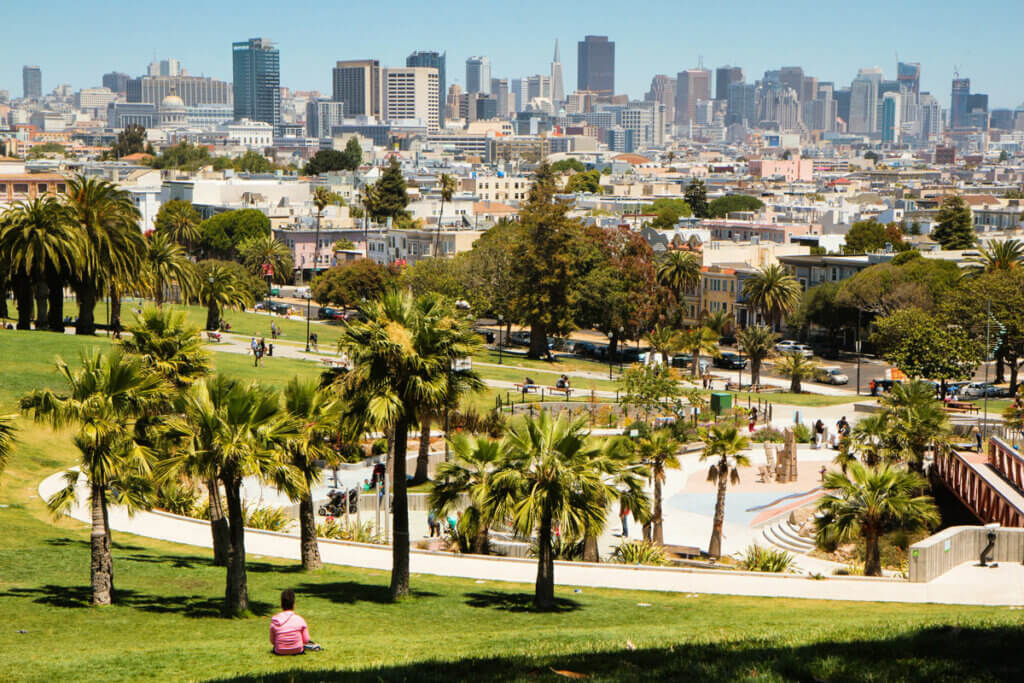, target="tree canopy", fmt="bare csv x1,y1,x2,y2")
684,179,709,218
843,220,906,254
113,124,148,158
932,195,976,249
149,142,212,170
707,194,764,218
871,308,980,382
551,158,586,173
564,170,603,194
195,209,271,260
303,142,362,176
311,258,400,307
836,257,960,315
